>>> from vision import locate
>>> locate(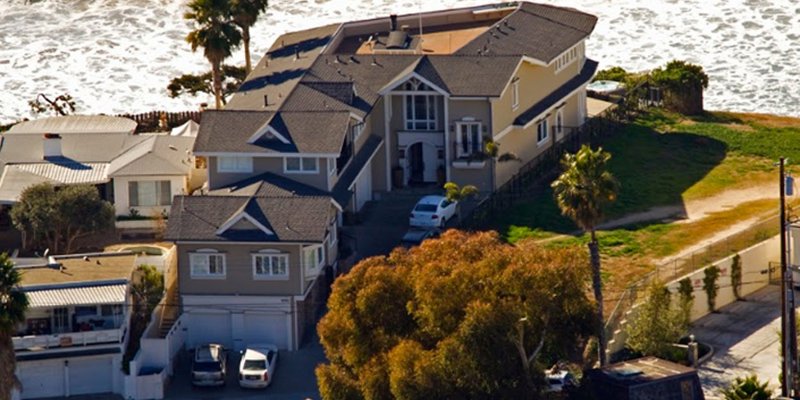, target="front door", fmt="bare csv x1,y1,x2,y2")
407,142,438,184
